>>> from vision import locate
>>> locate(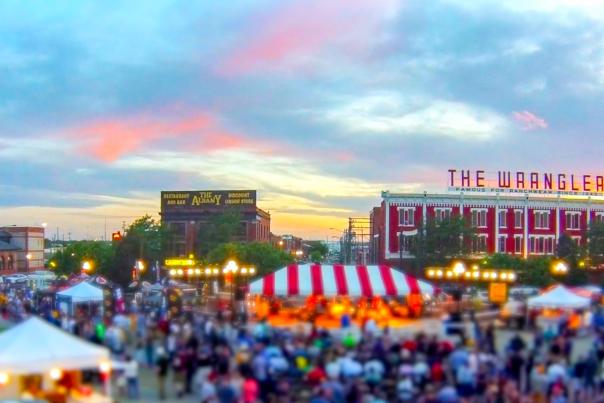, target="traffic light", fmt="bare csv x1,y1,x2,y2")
111,231,123,242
